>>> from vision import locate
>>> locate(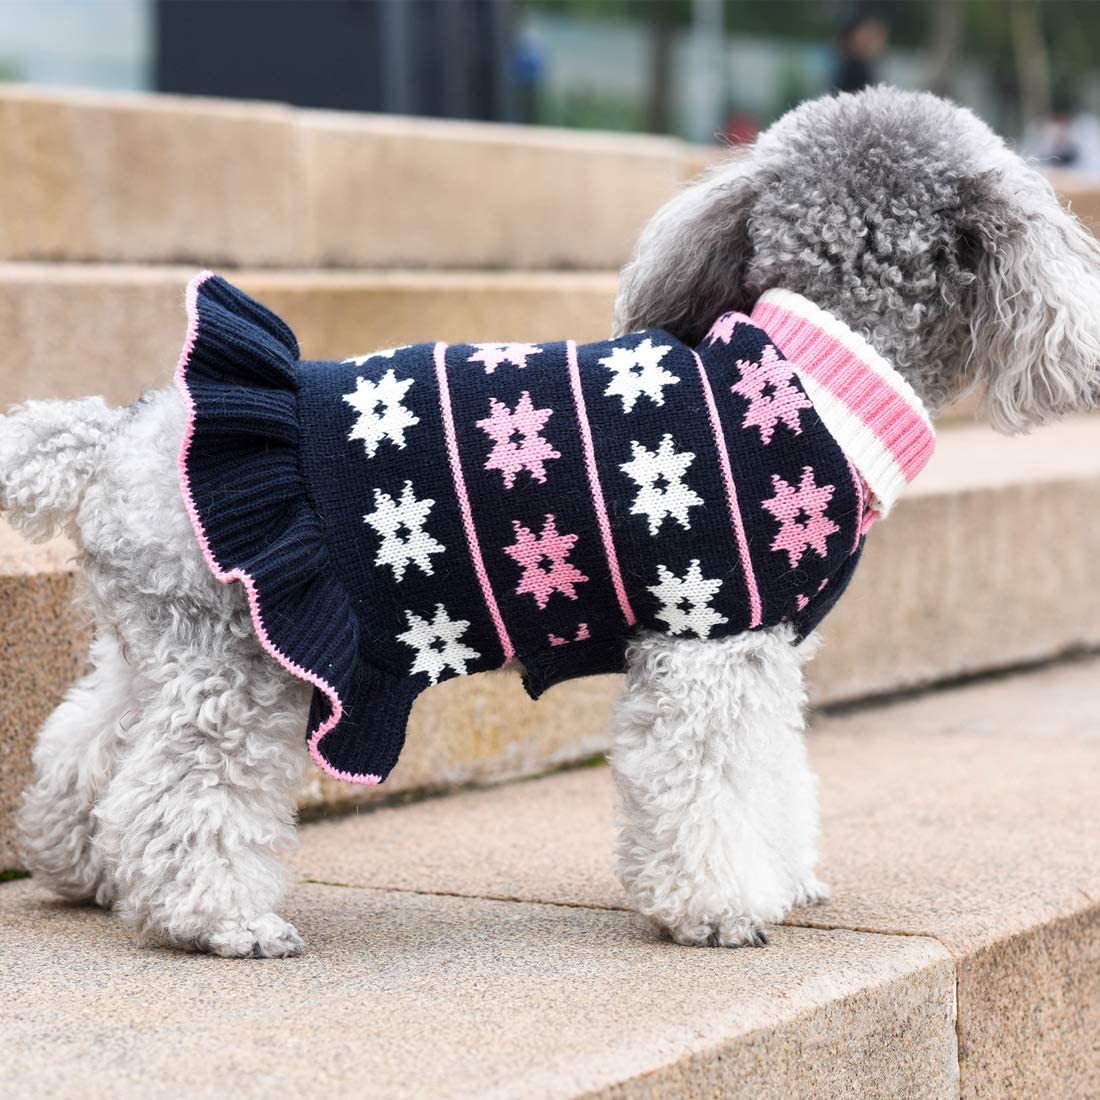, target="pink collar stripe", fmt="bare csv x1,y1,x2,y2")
751,289,935,515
